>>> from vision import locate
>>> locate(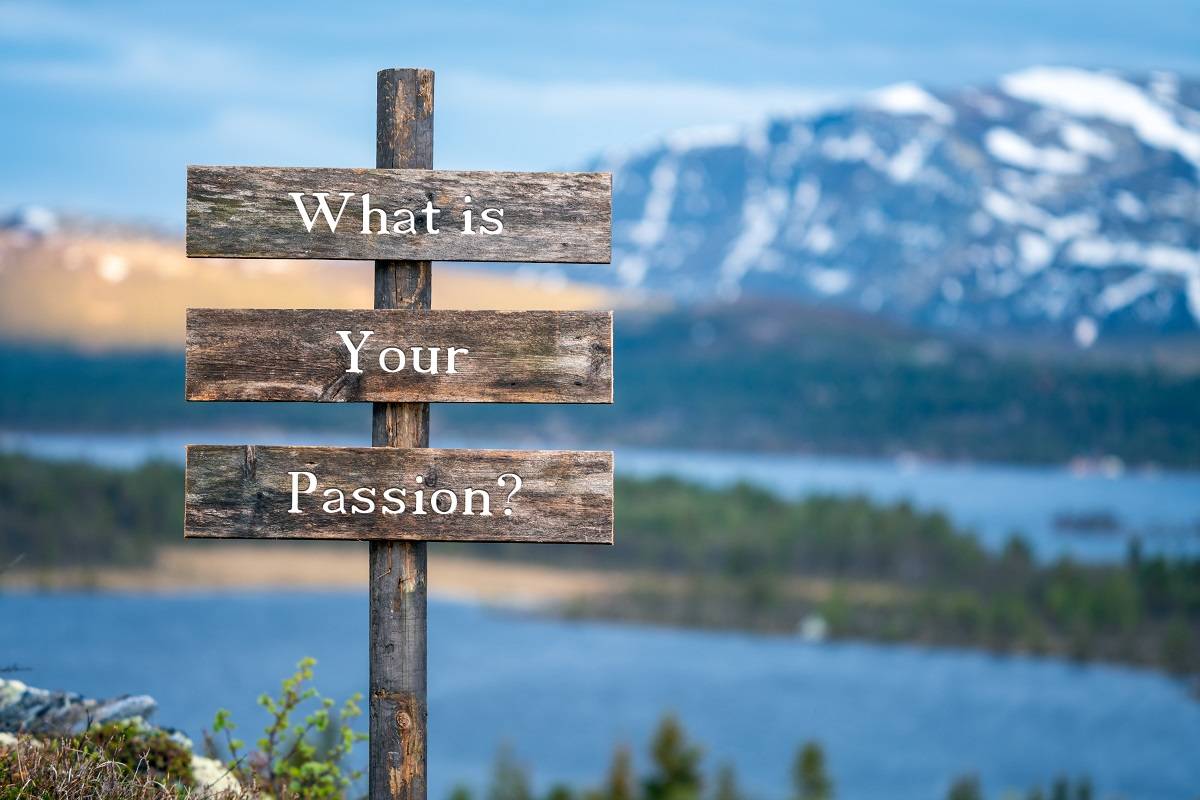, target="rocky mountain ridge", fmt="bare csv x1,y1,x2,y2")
592,66,1200,344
